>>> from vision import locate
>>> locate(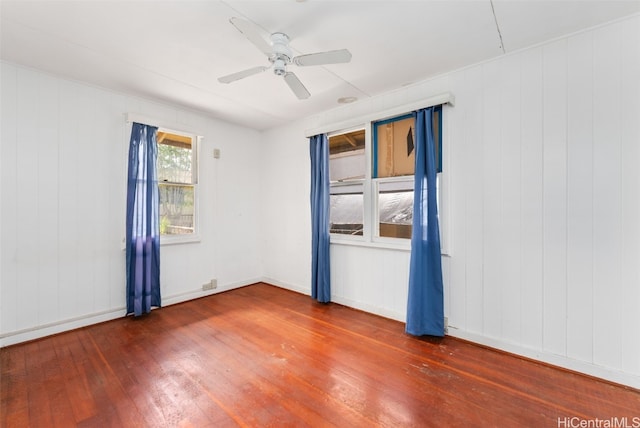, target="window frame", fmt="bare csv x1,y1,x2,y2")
327,105,449,255
374,175,415,242
371,113,415,180
372,112,416,244
329,180,366,237
328,126,370,244
156,127,201,246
